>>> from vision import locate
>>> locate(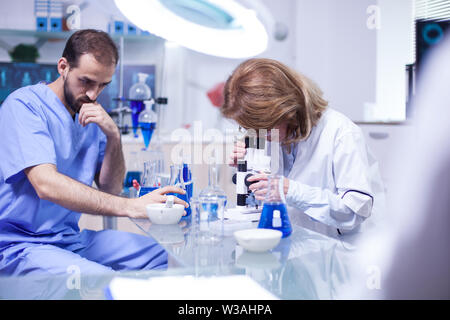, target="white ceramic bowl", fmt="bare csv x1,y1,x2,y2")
146,203,184,225
233,228,282,253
